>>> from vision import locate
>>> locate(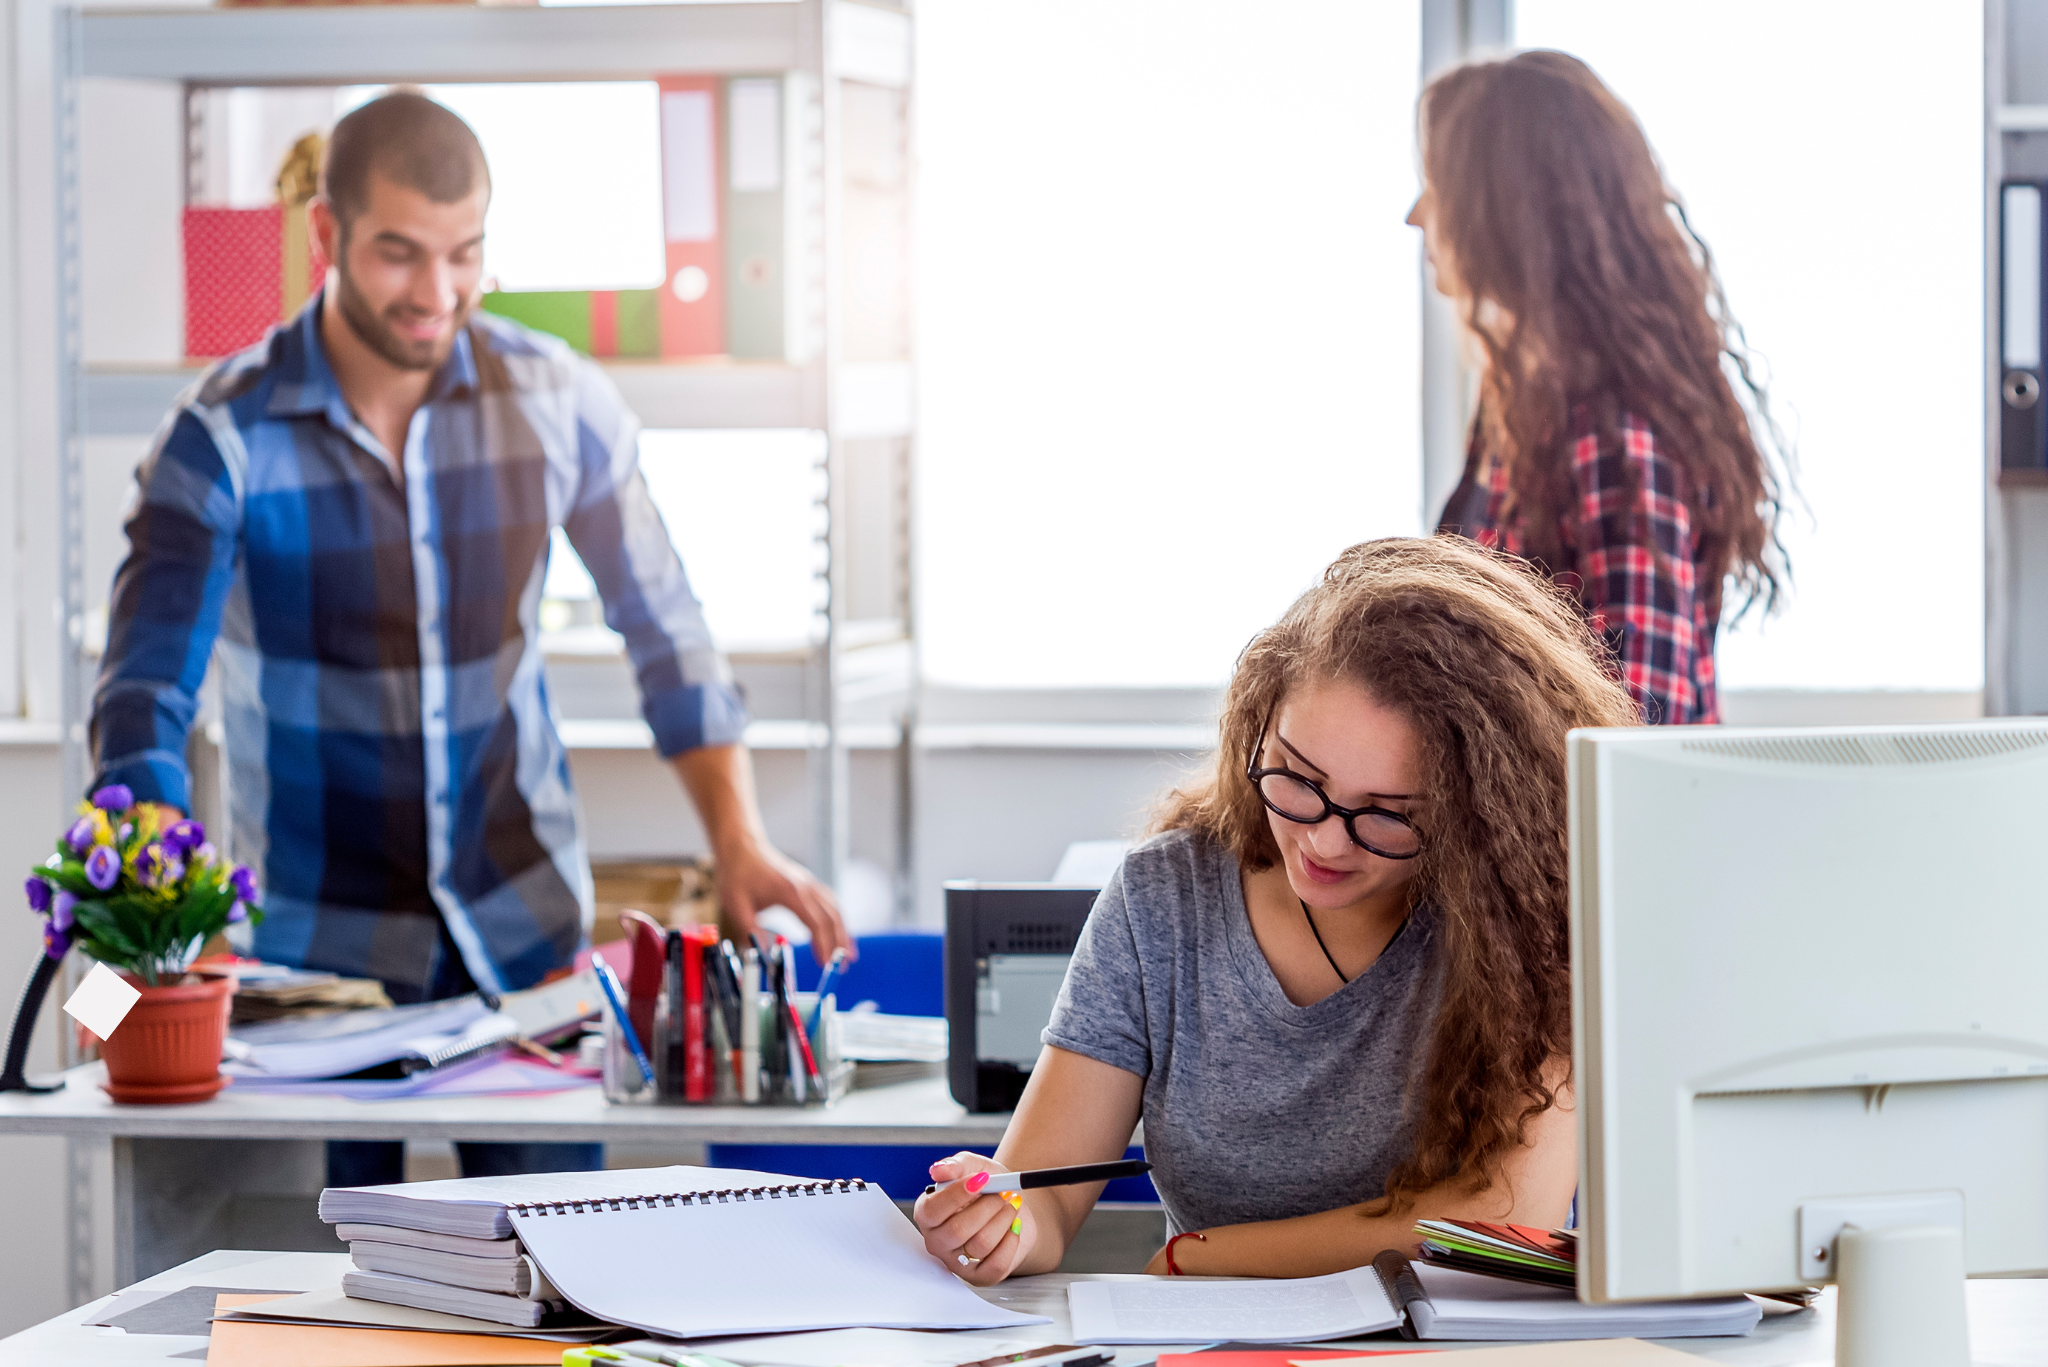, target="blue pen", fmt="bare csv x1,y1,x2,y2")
590,951,658,1087
806,947,848,1039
